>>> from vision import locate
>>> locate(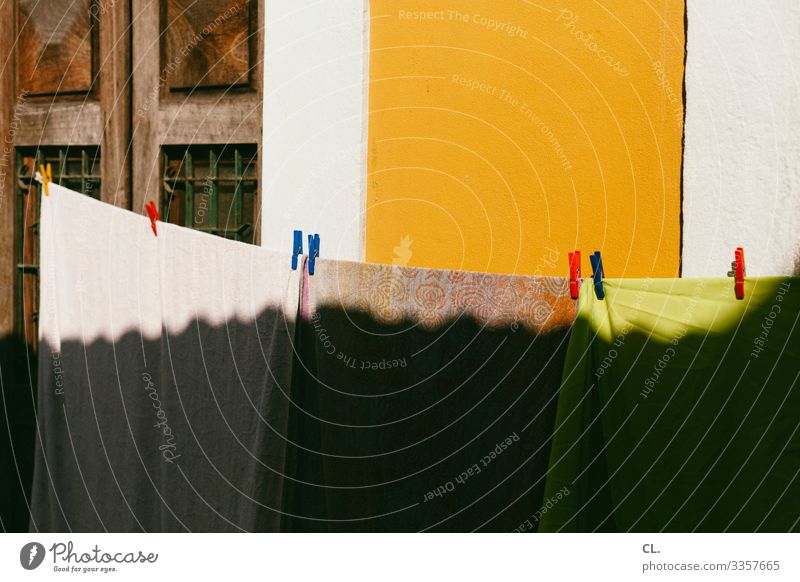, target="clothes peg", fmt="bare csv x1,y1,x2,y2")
291,230,303,270
733,247,745,300
568,251,581,300
589,251,605,300
39,163,52,196
307,233,320,276
145,201,160,237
